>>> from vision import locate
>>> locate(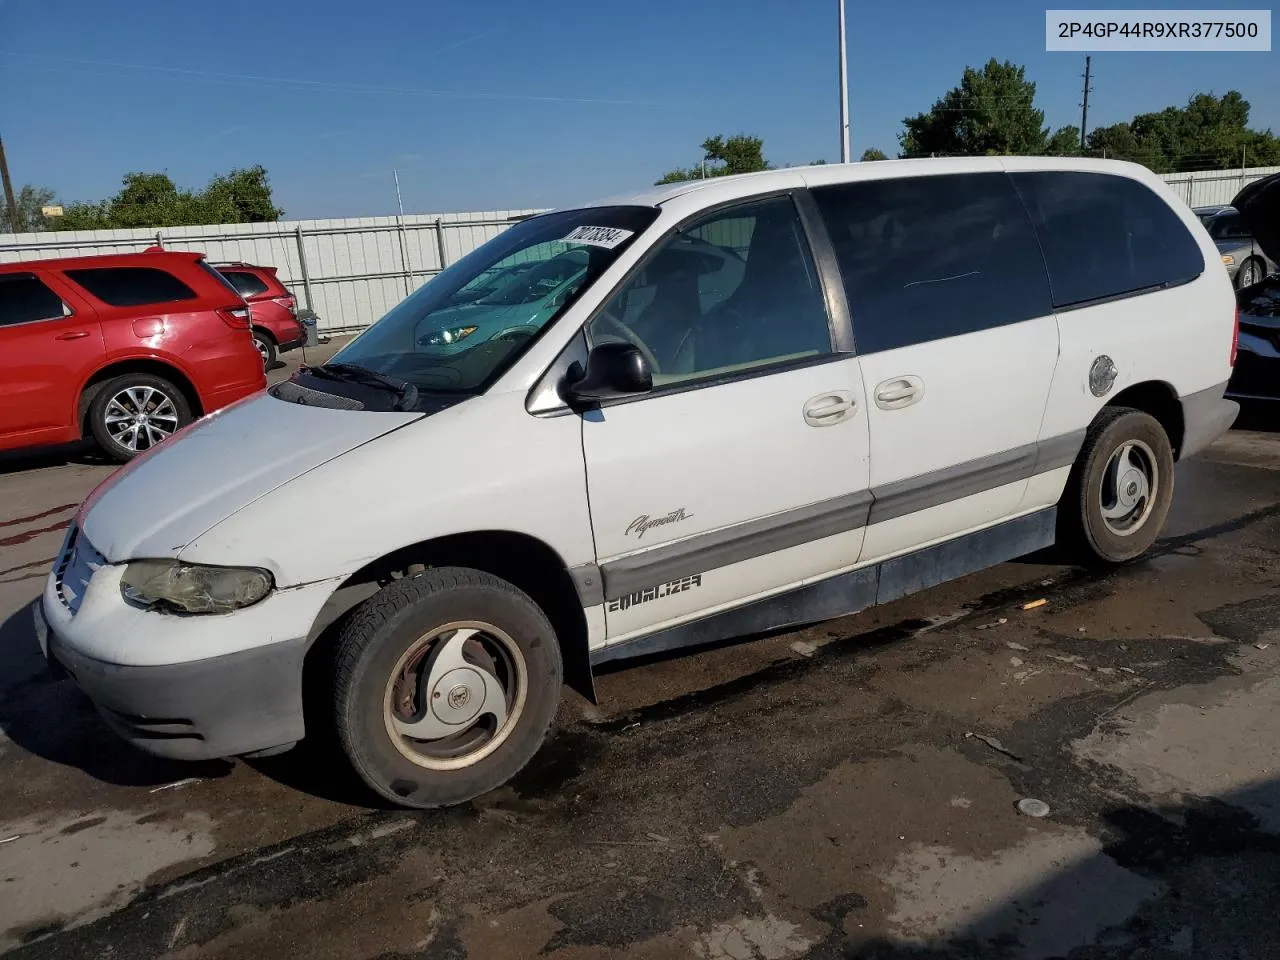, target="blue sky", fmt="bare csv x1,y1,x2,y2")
1,0,1276,219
